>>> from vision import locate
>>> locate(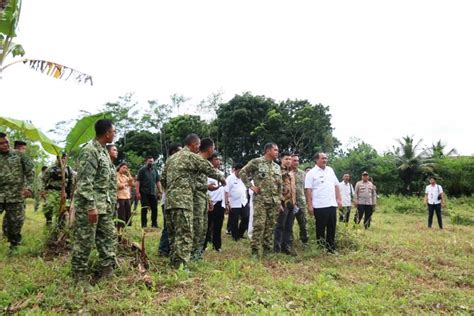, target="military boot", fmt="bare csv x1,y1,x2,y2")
99,265,115,279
